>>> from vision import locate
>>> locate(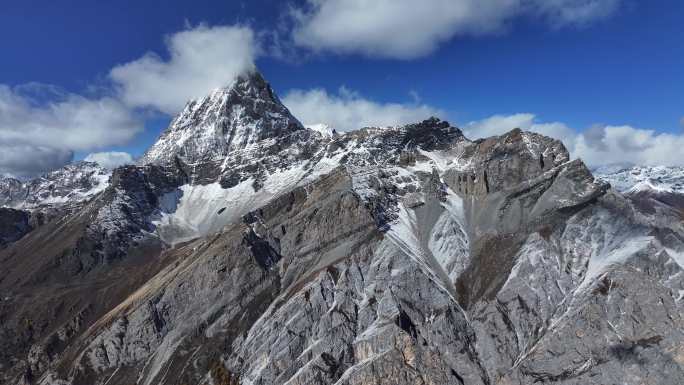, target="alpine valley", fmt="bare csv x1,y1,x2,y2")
1,71,683,385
